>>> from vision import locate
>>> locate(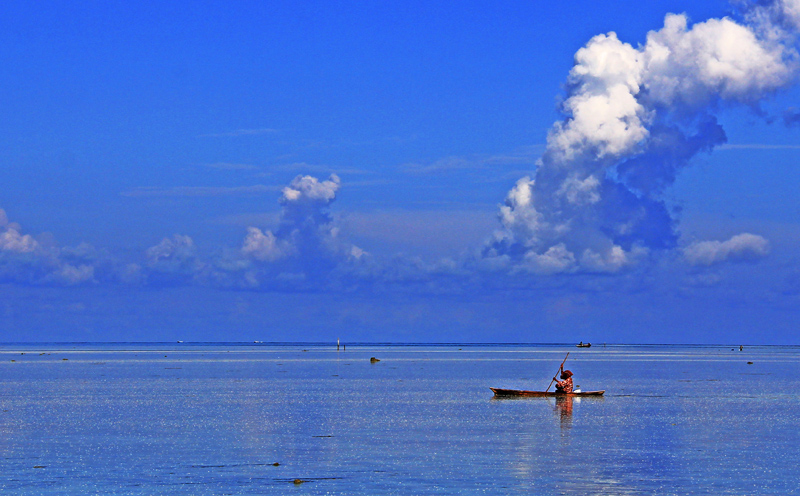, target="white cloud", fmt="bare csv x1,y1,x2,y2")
47,264,95,285
241,227,289,262
551,32,648,161
0,208,105,286
280,174,341,204
0,209,39,254
518,243,577,275
484,7,797,276
146,235,196,265
643,14,793,107
0,226,39,253
683,233,770,266
143,235,207,284
580,244,646,273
